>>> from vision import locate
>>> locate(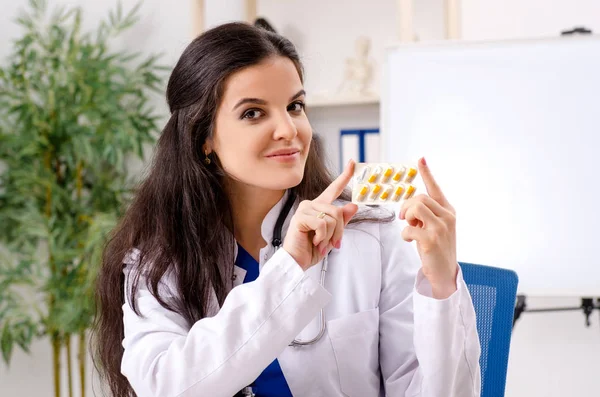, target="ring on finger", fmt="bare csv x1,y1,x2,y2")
316,211,326,219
